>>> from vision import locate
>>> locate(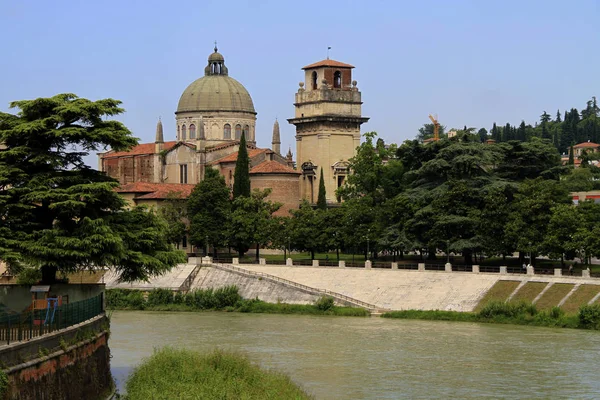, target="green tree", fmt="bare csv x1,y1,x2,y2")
188,167,231,255
317,168,327,209
229,189,281,259
417,123,446,142
504,178,571,266
157,192,188,247
0,94,185,282
477,128,488,143
233,133,251,199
